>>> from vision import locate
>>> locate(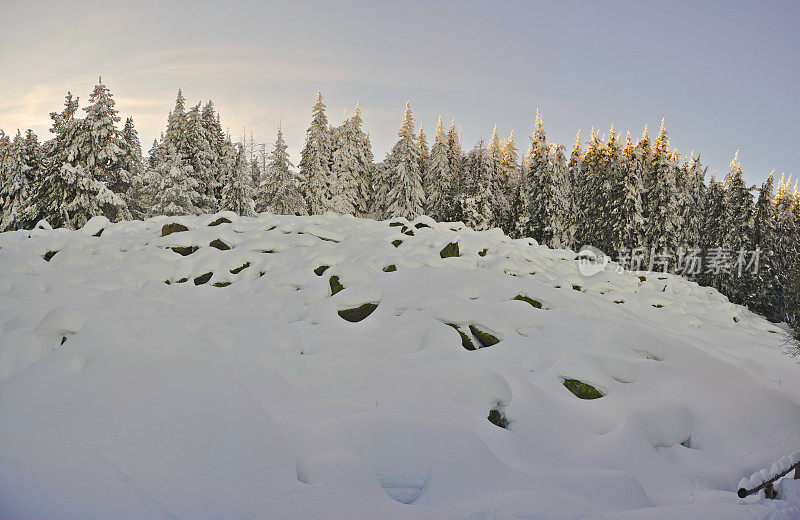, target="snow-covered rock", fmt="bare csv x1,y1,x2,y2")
1,211,799,519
